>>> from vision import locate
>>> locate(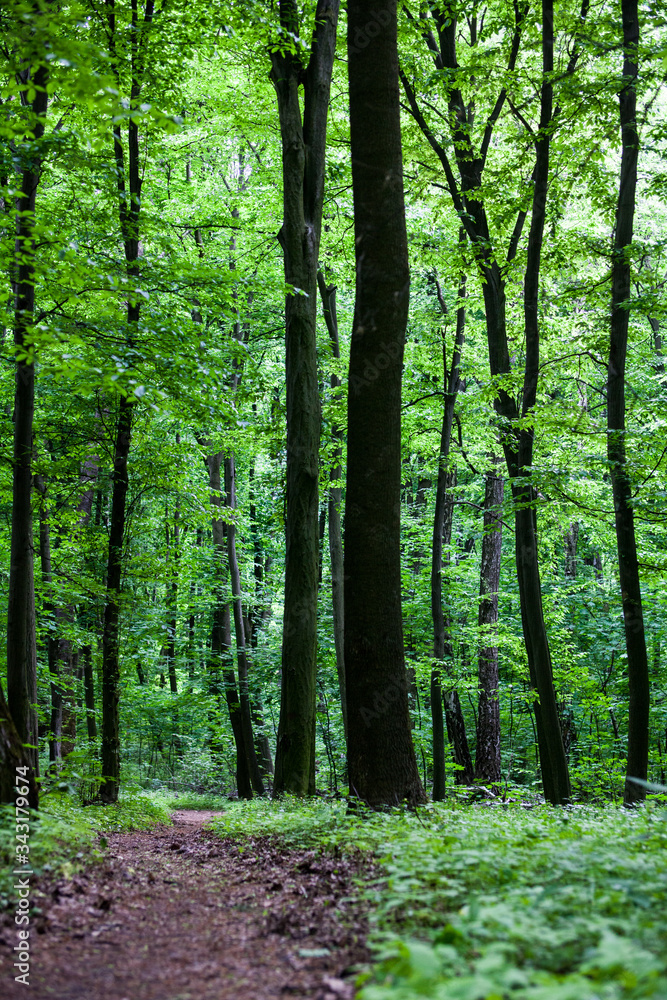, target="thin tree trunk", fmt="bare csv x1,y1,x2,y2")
475,466,503,784
81,644,97,742
100,0,155,802
344,0,426,809
7,49,48,781
224,455,265,795
317,272,347,738
35,477,64,767
607,0,648,806
270,0,339,797
430,263,473,796
100,393,133,802
206,451,252,799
